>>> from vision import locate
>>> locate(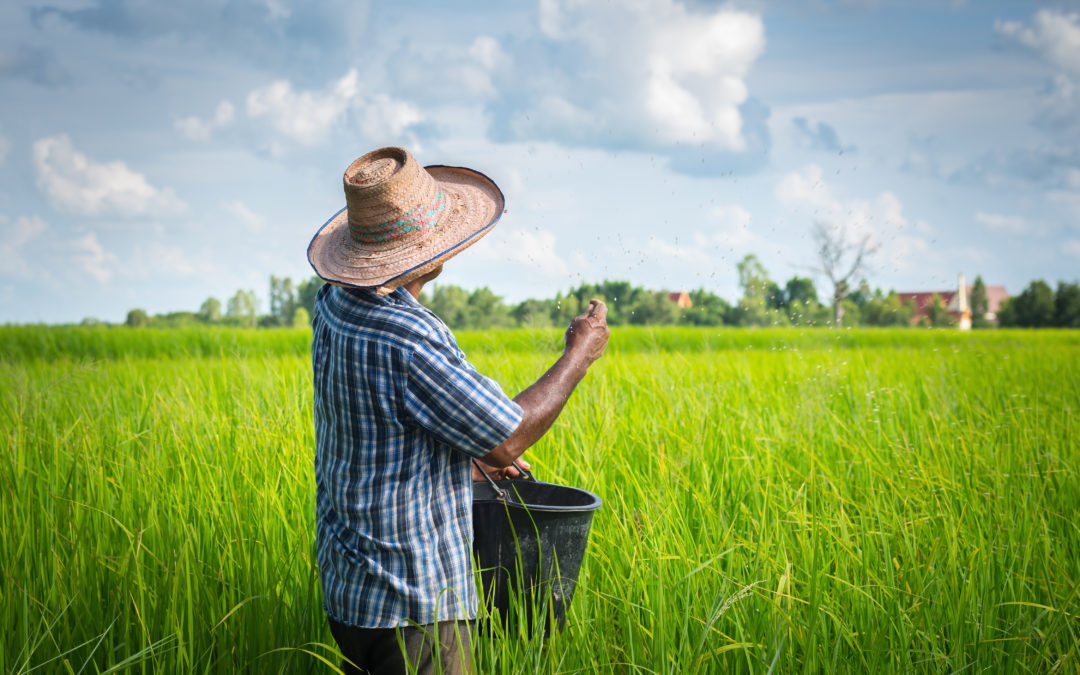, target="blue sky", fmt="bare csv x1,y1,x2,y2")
2,0,1079,323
